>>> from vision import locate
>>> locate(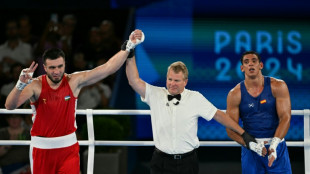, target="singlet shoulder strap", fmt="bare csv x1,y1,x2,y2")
41,75,47,88
240,80,246,93
264,76,272,92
